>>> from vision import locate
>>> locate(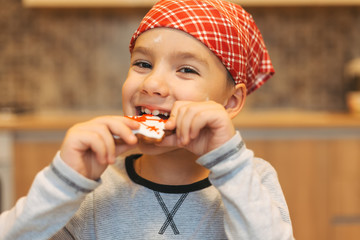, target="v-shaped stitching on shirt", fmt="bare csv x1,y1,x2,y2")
154,191,189,235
